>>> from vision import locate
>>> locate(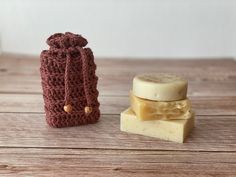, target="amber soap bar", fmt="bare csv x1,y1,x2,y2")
130,92,192,121
120,108,194,143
